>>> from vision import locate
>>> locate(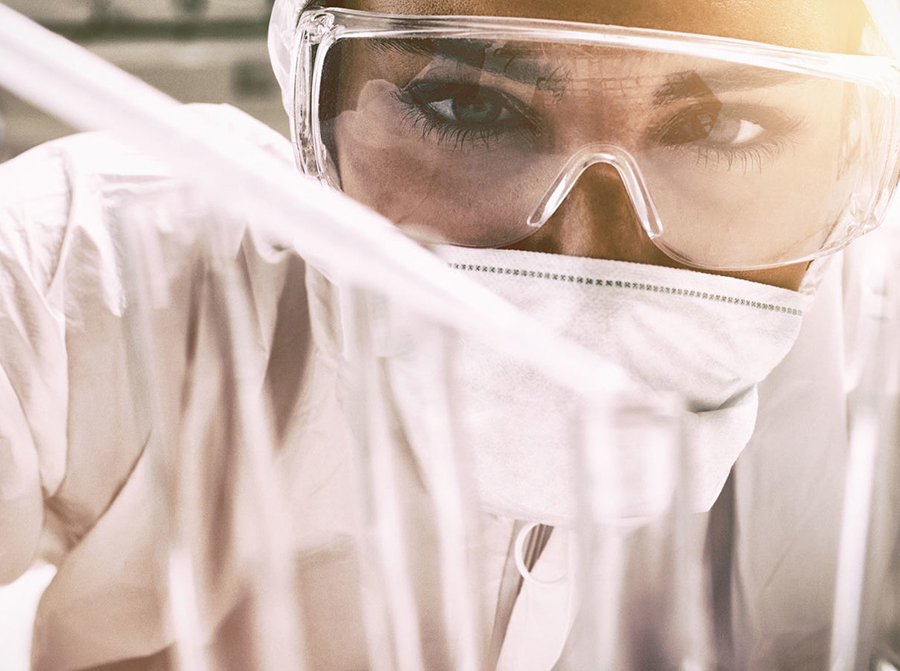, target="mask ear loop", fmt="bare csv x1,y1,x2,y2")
526,143,664,240
515,523,567,587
